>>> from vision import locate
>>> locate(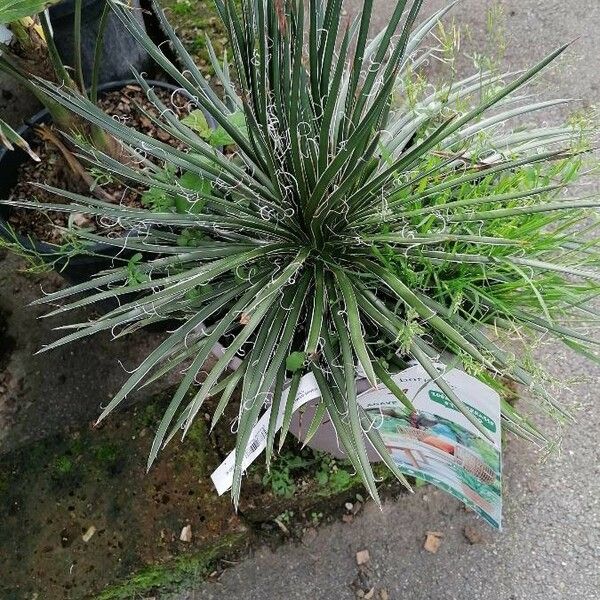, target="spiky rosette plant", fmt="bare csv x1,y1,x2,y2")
5,0,600,504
